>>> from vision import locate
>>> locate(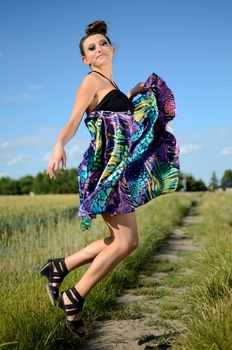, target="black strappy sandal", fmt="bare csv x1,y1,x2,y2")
58,287,86,338
40,257,69,306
